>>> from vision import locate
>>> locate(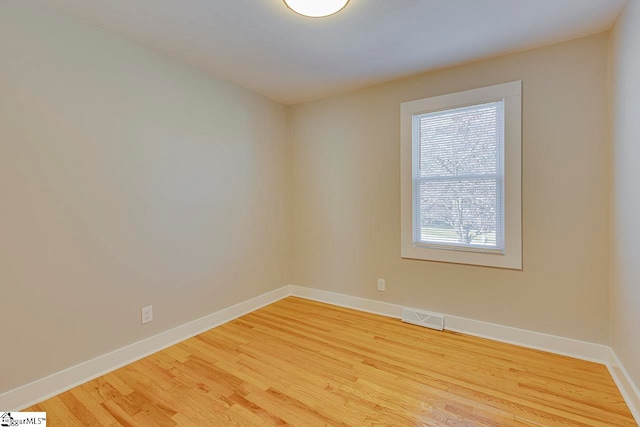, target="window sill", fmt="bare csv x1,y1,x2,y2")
401,242,522,270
